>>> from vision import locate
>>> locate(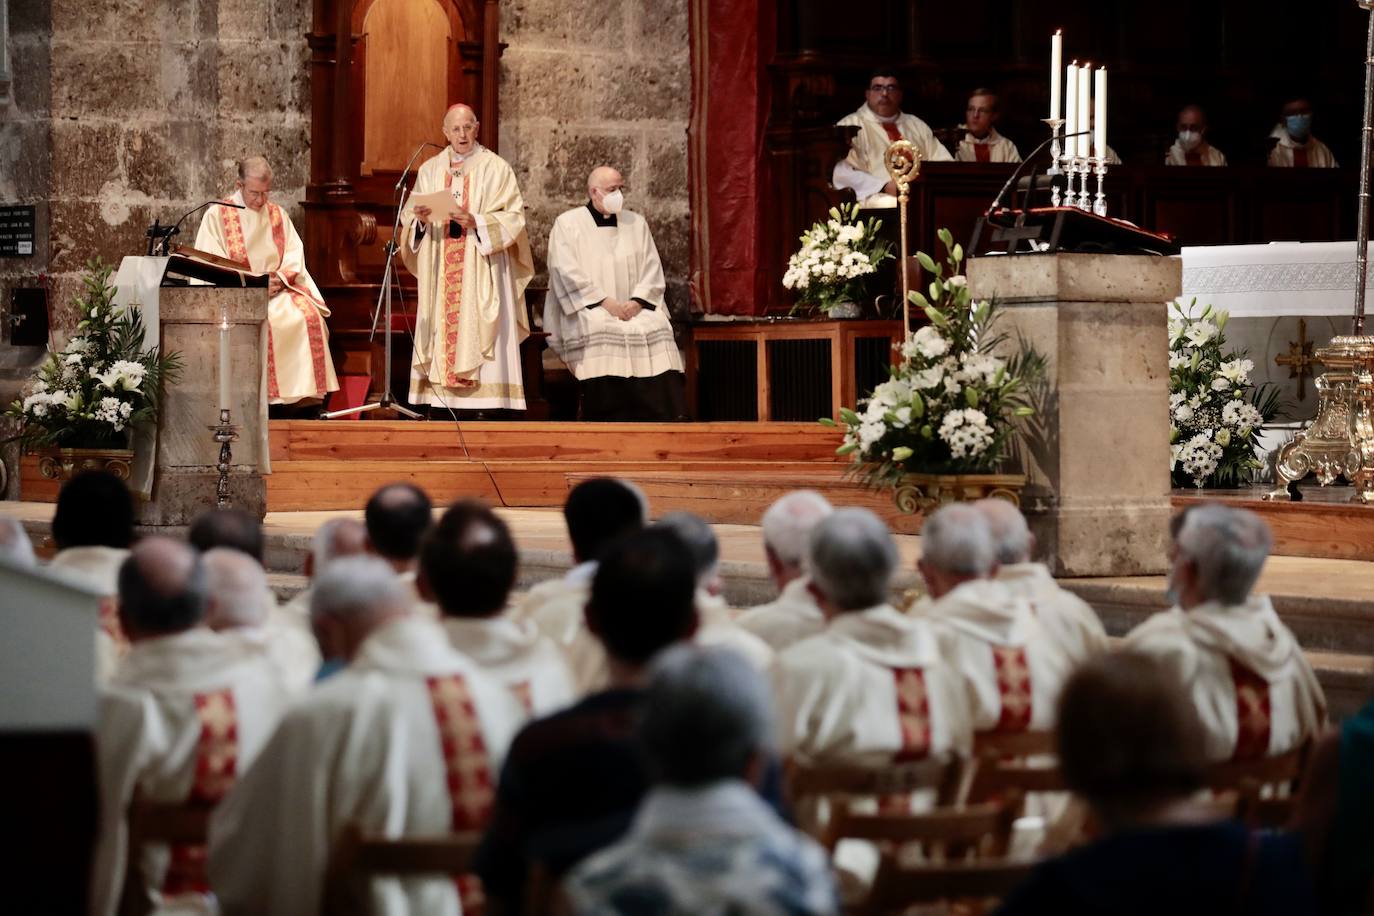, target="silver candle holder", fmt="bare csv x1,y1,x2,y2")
211,408,239,509
1092,157,1109,216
